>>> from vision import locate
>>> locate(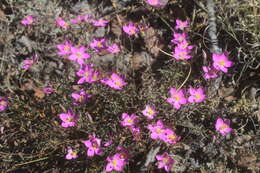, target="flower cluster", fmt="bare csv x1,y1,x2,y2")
156,152,175,172
167,87,206,109
105,147,129,172
120,113,140,140
171,19,193,60
148,120,180,145
202,52,233,79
